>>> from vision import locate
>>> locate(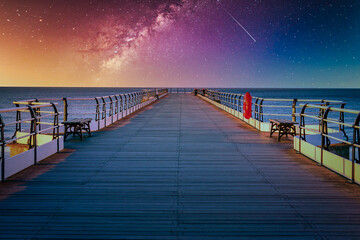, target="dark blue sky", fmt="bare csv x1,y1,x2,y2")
212,0,360,87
